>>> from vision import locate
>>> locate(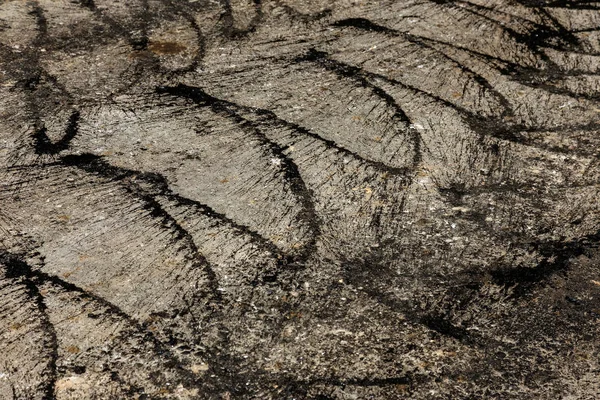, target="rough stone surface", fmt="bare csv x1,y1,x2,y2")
1,0,600,399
